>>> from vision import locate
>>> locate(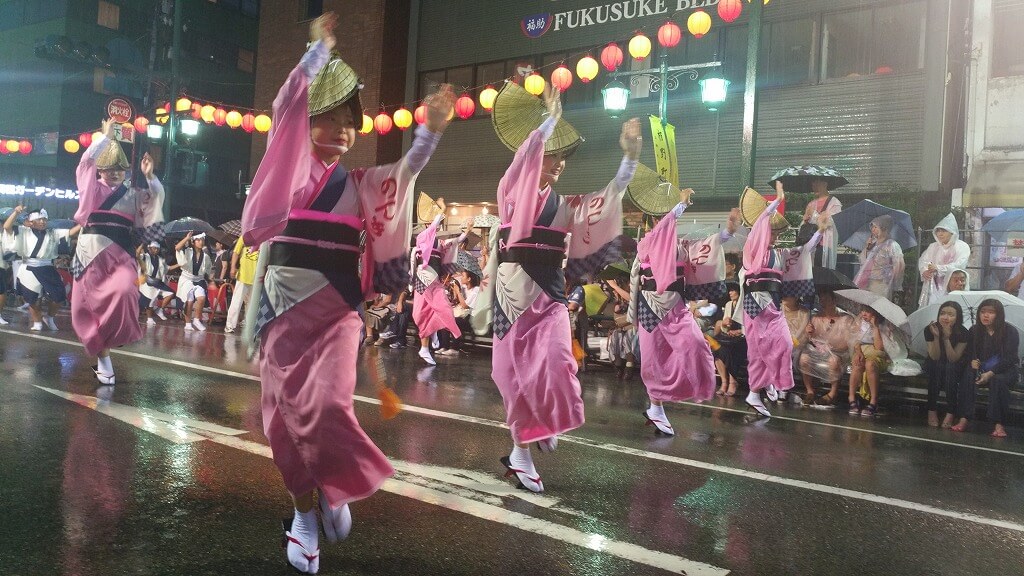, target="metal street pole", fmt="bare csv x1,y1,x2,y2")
739,0,764,188
162,0,183,217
